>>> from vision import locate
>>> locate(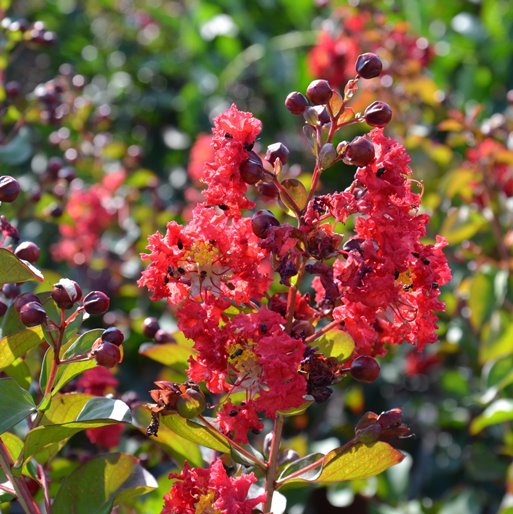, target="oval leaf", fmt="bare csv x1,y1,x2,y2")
52,453,157,514
317,330,355,360
281,178,308,211
139,342,192,368
0,378,36,435
0,326,44,370
0,248,44,284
